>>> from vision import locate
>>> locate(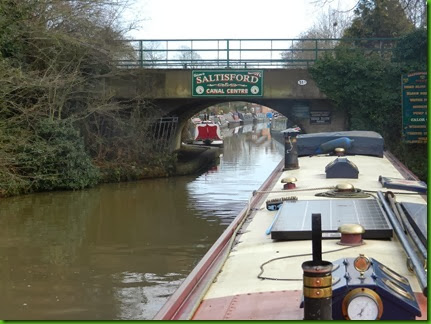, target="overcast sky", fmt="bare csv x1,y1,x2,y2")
123,0,358,40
